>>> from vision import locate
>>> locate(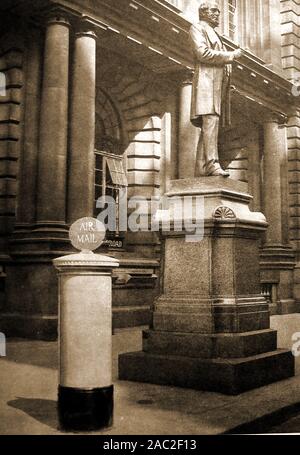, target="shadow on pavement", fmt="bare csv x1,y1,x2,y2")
8,398,59,431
